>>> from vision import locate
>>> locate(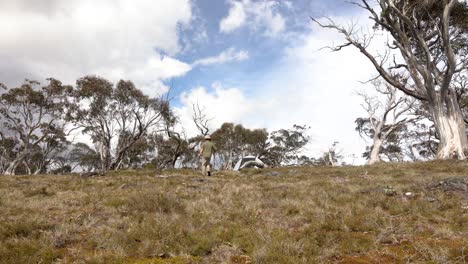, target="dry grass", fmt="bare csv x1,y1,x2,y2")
0,161,467,263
